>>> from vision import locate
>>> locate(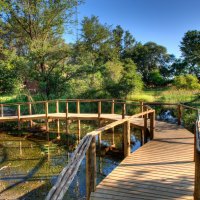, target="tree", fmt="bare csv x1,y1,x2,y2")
130,42,173,85
0,0,82,98
118,59,143,98
180,30,200,78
